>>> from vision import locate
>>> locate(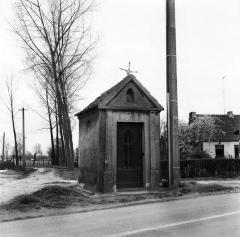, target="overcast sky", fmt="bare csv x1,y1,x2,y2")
0,0,240,153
